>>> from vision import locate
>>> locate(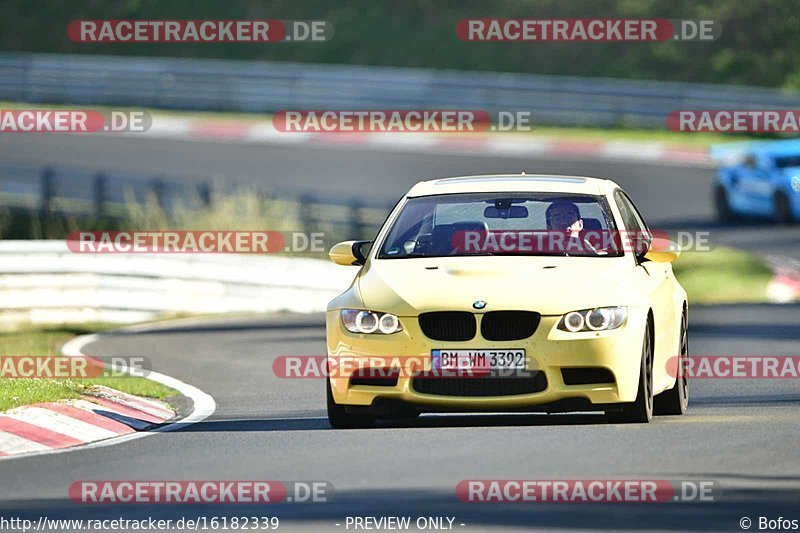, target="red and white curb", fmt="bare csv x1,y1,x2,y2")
765,256,800,303
0,390,172,456
116,116,713,168
0,332,216,461
767,273,800,303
